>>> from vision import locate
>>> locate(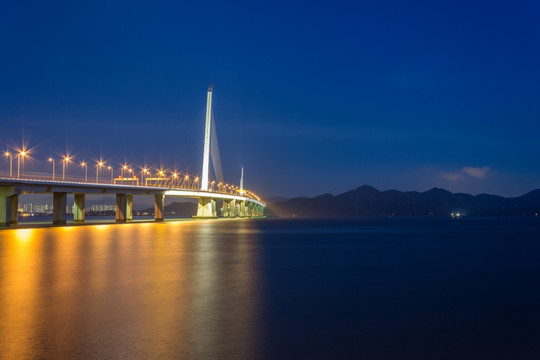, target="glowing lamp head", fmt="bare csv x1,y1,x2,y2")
4,151,10,157
20,151,27,157
98,162,104,167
